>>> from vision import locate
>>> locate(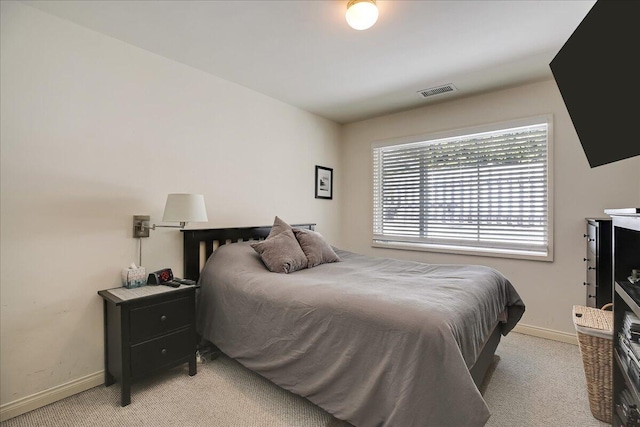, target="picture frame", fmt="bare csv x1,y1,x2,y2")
315,165,333,200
